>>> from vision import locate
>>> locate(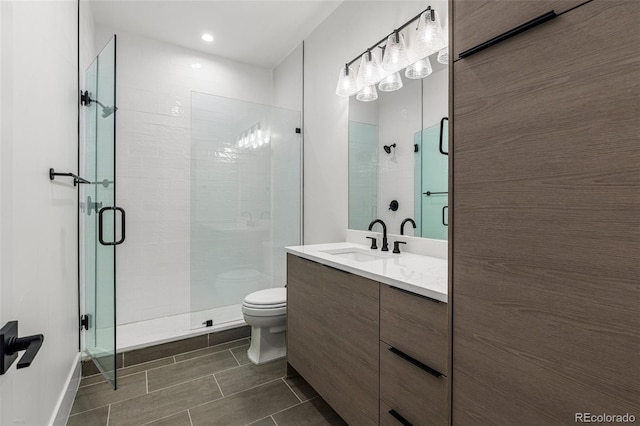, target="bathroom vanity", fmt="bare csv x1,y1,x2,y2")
285,243,448,425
